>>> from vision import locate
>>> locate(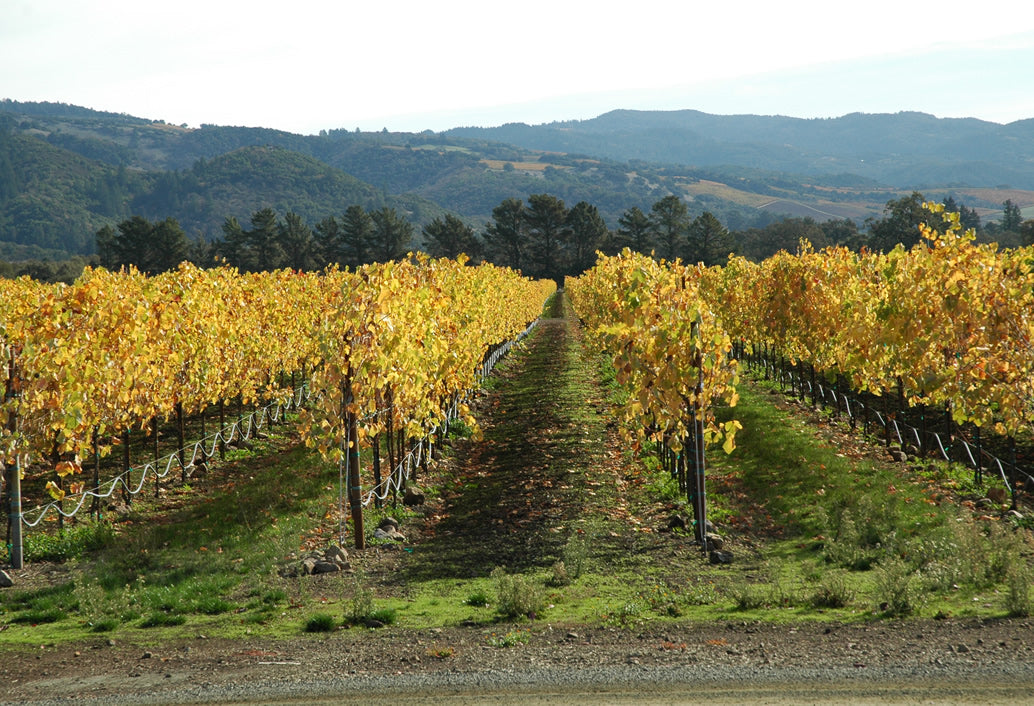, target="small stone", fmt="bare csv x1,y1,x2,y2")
705,533,725,551
311,561,341,574
709,549,733,565
373,527,406,542
666,515,687,531
403,486,426,506
324,545,349,566
377,517,400,531
0,569,13,588
142,651,153,659
956,644,970,653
